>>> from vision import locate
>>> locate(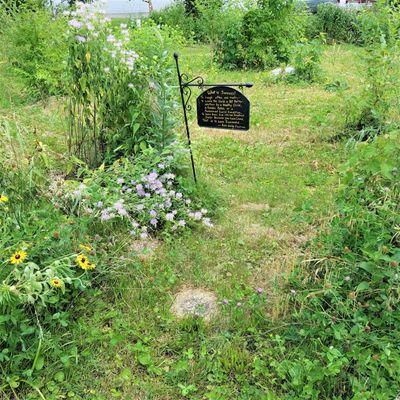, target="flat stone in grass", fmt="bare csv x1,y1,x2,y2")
171,289,217,321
